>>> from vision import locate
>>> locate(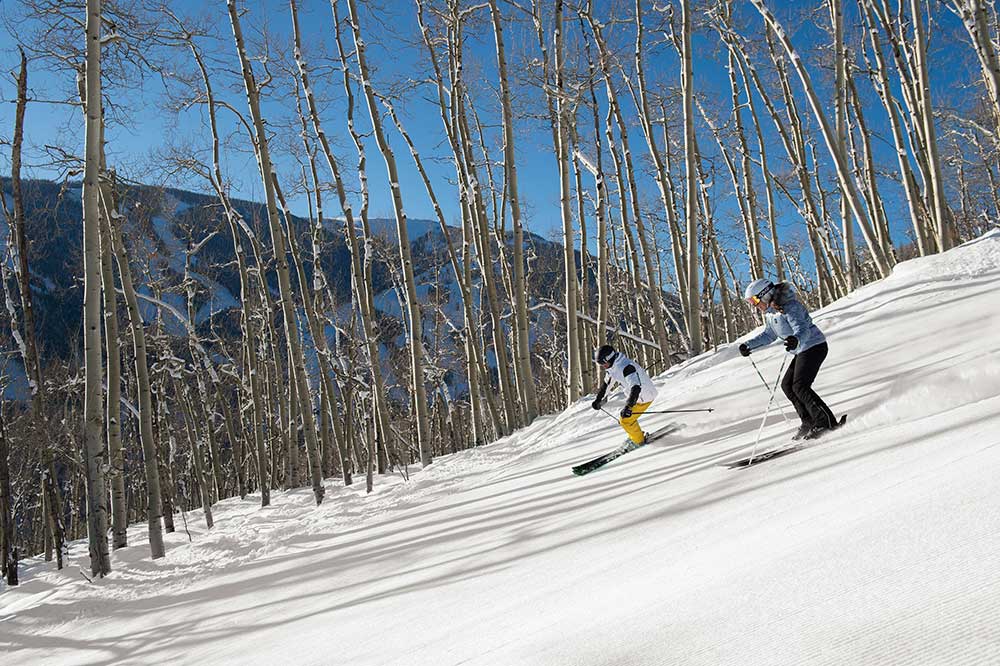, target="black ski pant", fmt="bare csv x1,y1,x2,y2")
781,342,836,429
